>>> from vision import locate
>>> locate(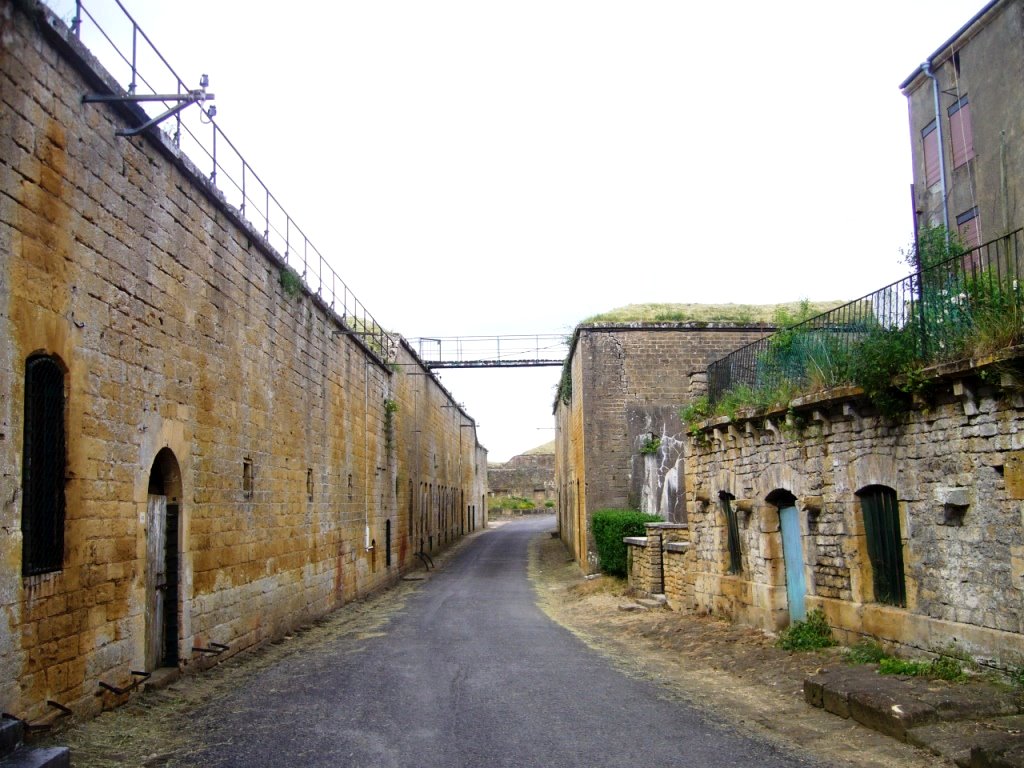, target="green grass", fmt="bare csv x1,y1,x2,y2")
581,301,845,326
844,640,966,681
